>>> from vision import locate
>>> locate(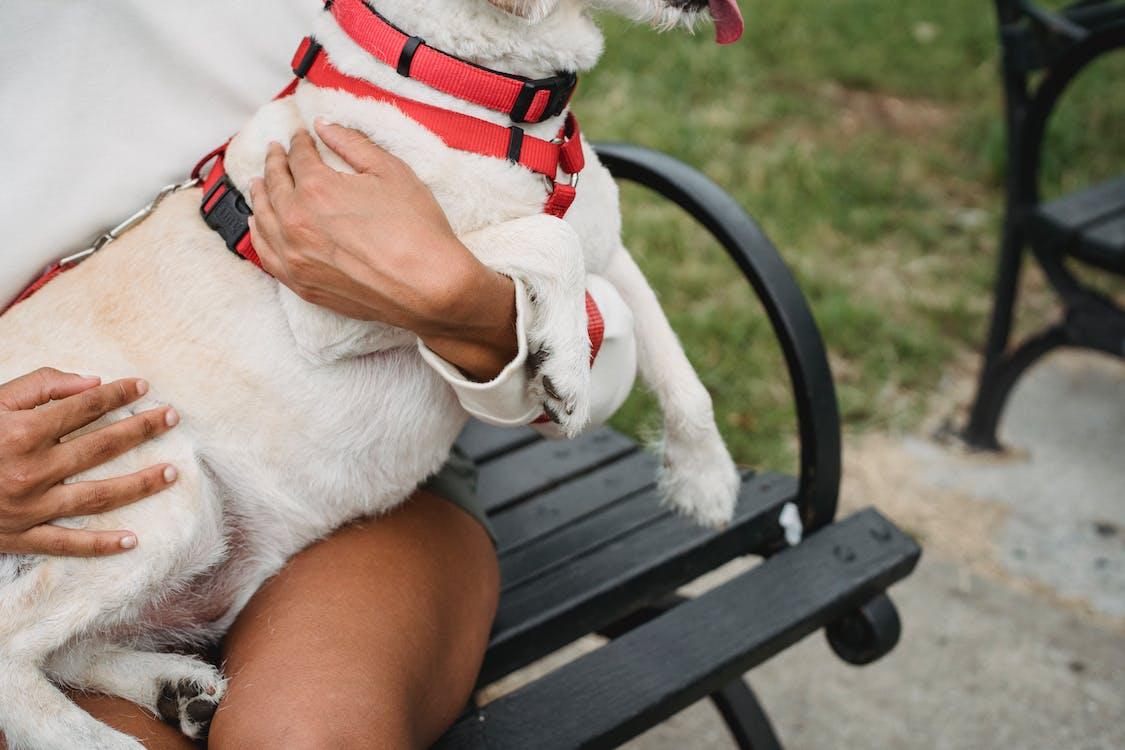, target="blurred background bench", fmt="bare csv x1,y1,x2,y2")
965,0,1125,450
